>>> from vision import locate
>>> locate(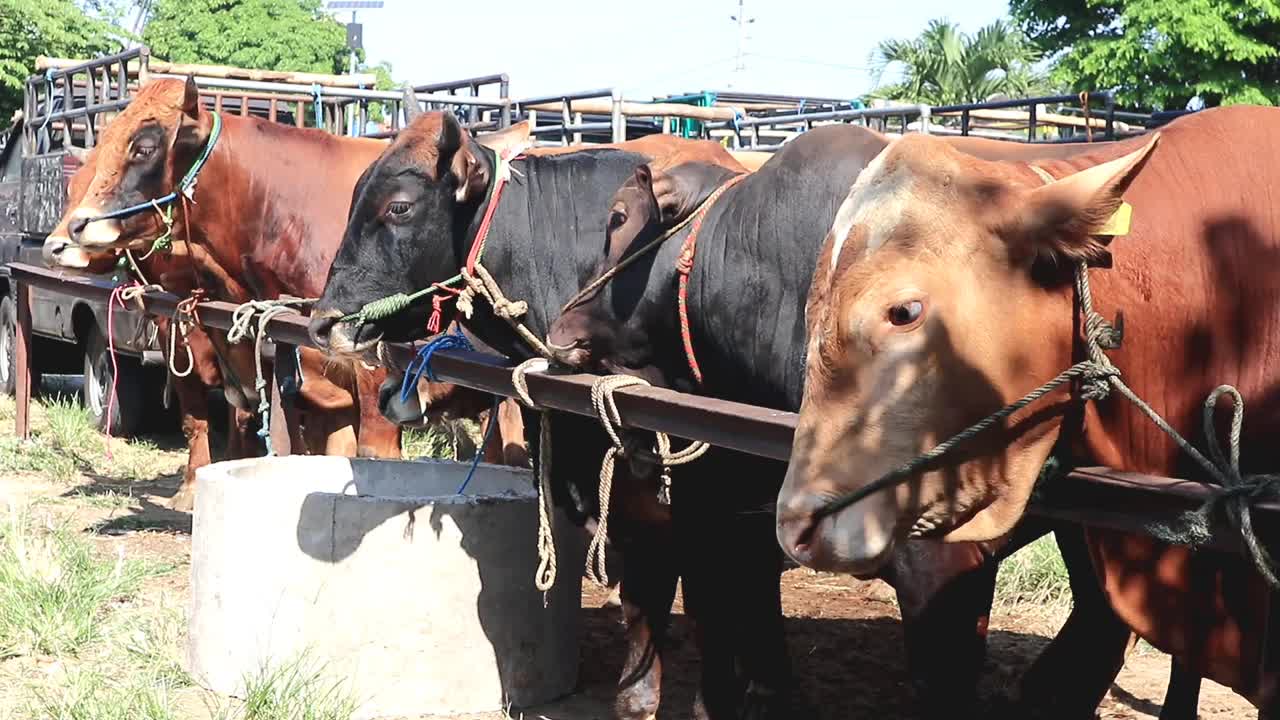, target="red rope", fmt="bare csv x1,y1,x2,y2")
427,148,522,333
675,173,749,386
